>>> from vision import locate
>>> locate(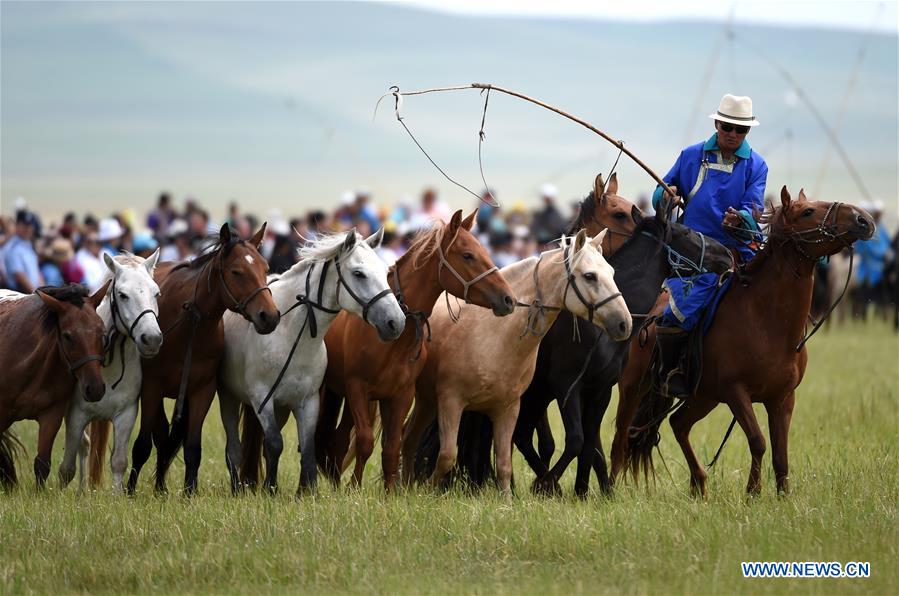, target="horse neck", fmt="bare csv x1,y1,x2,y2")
498,255,567,346
743,242,816,348
390,247,444,317
275,260,341,335
190,255,229,319
610,233,669,315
